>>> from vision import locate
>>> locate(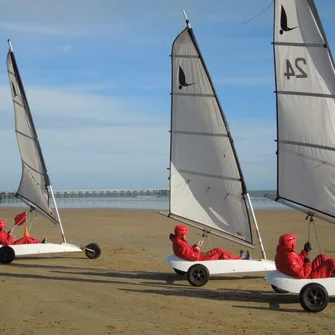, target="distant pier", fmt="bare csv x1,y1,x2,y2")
0,189,169,200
